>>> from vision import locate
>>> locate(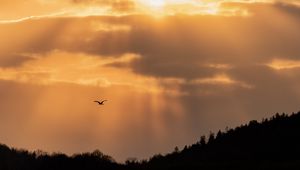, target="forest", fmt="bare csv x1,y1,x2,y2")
1,112,300,170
